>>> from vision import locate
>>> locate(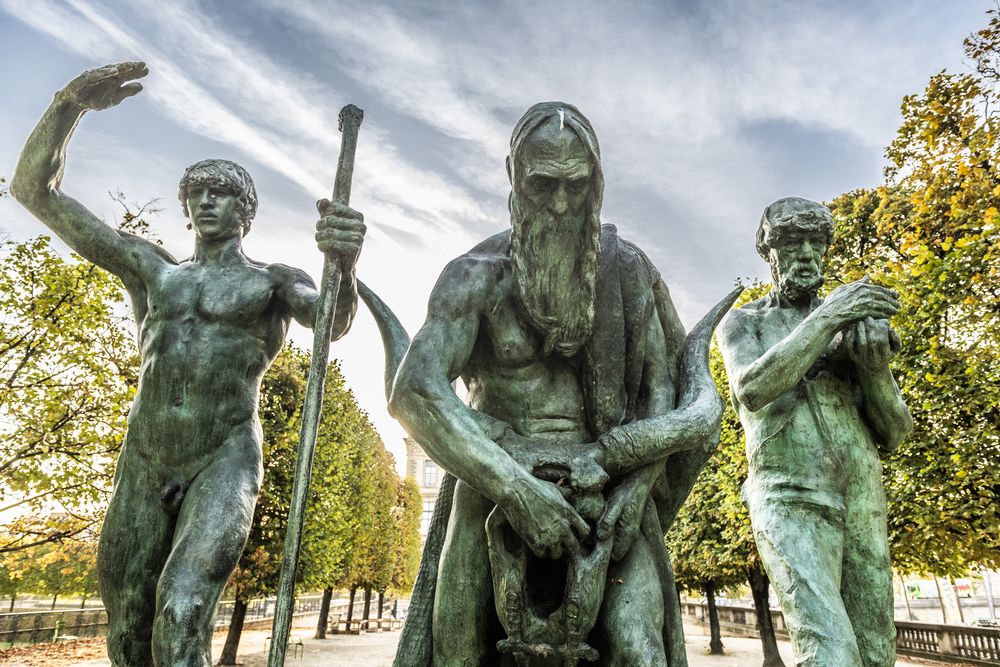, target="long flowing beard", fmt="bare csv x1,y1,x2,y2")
510,195,600,357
